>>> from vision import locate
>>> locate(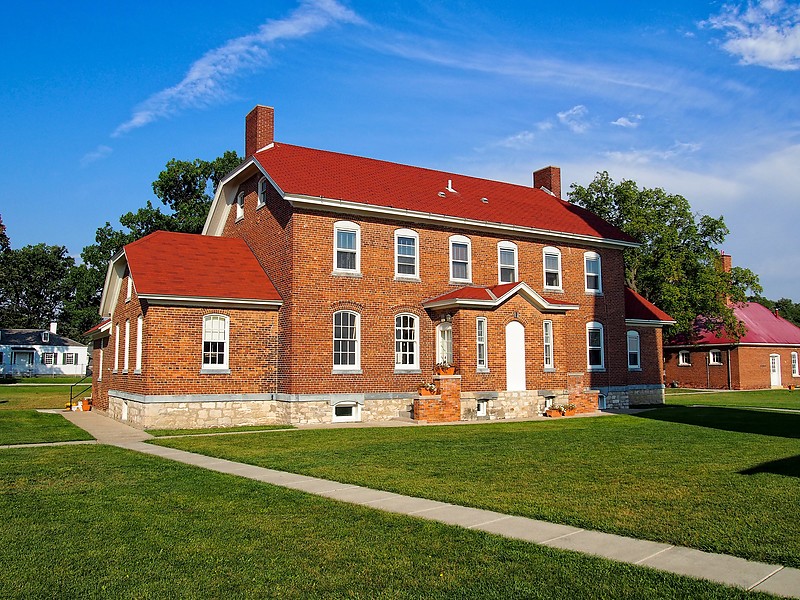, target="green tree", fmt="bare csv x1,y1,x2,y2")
0,214,9,253
568,171,761,339
0,243,75,329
